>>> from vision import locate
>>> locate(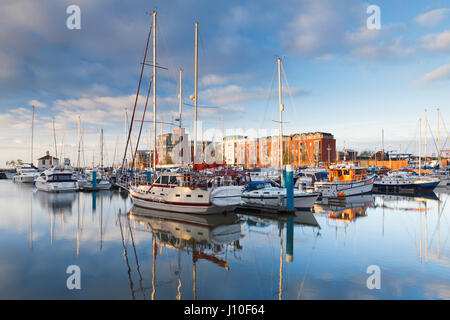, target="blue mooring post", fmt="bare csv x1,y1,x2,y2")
286,217,294,263
371,166,376,175
286,165,294,211
92,192,97,212
92,170,97,191
146,169,151,183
